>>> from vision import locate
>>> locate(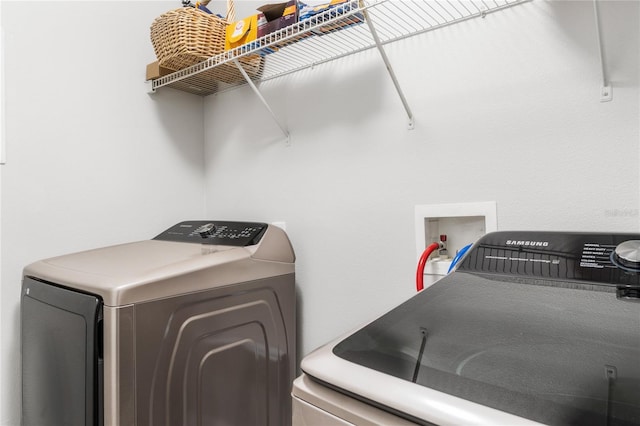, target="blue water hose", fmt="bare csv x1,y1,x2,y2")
447,243,473,273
